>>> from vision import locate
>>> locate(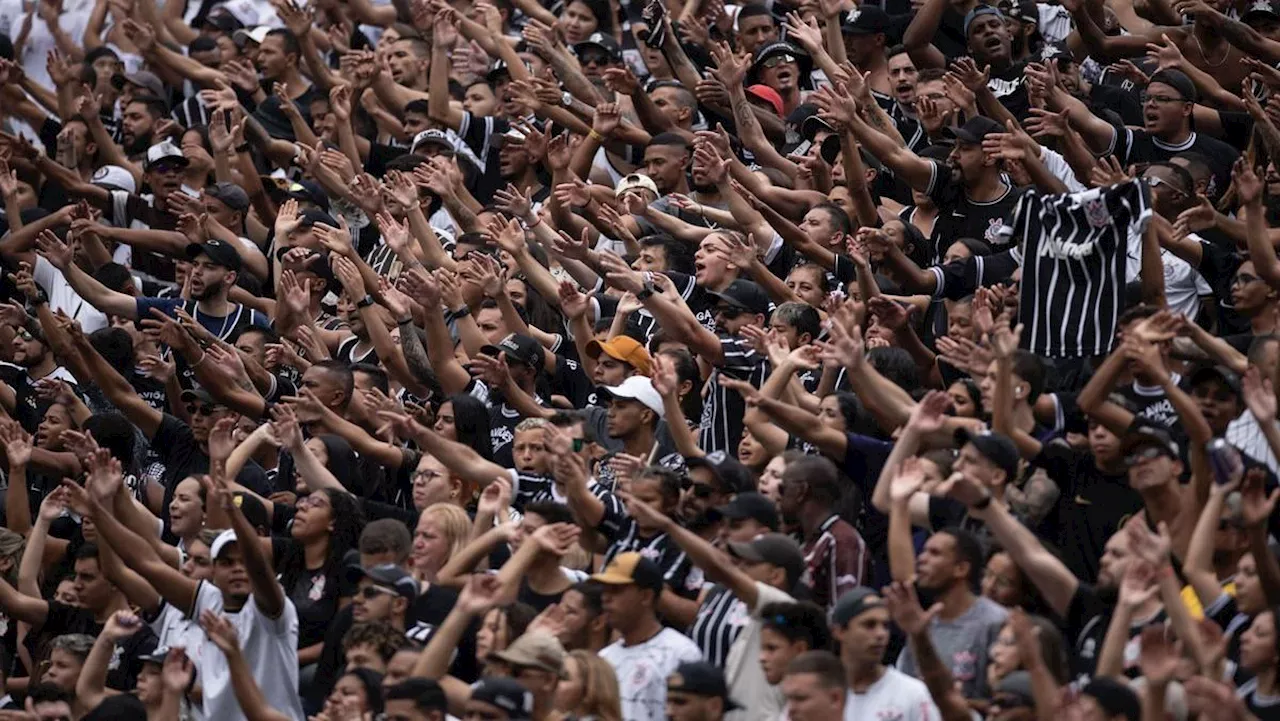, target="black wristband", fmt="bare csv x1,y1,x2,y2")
235,143,251,153
972,494,993,510
450,306,472,319
356,294,375,309
636,282,656,301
